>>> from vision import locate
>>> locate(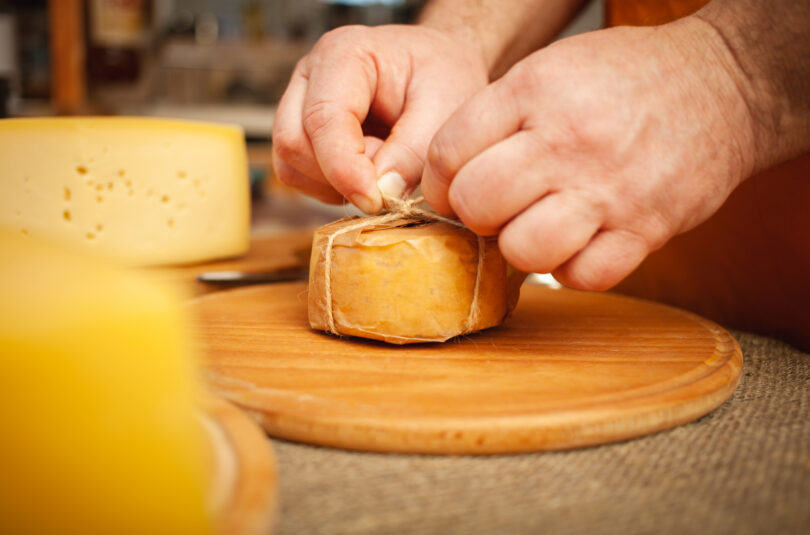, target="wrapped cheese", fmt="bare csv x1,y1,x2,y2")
308,215,525,344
